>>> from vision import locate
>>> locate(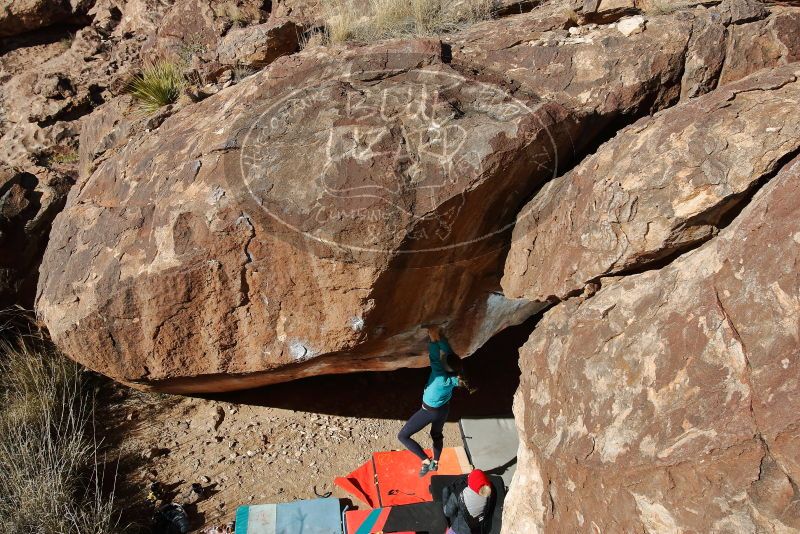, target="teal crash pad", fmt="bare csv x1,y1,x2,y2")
235,498,342,534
